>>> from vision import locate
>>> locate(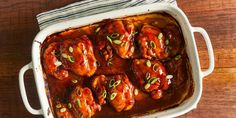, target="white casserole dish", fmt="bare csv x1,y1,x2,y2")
19,3,214,118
